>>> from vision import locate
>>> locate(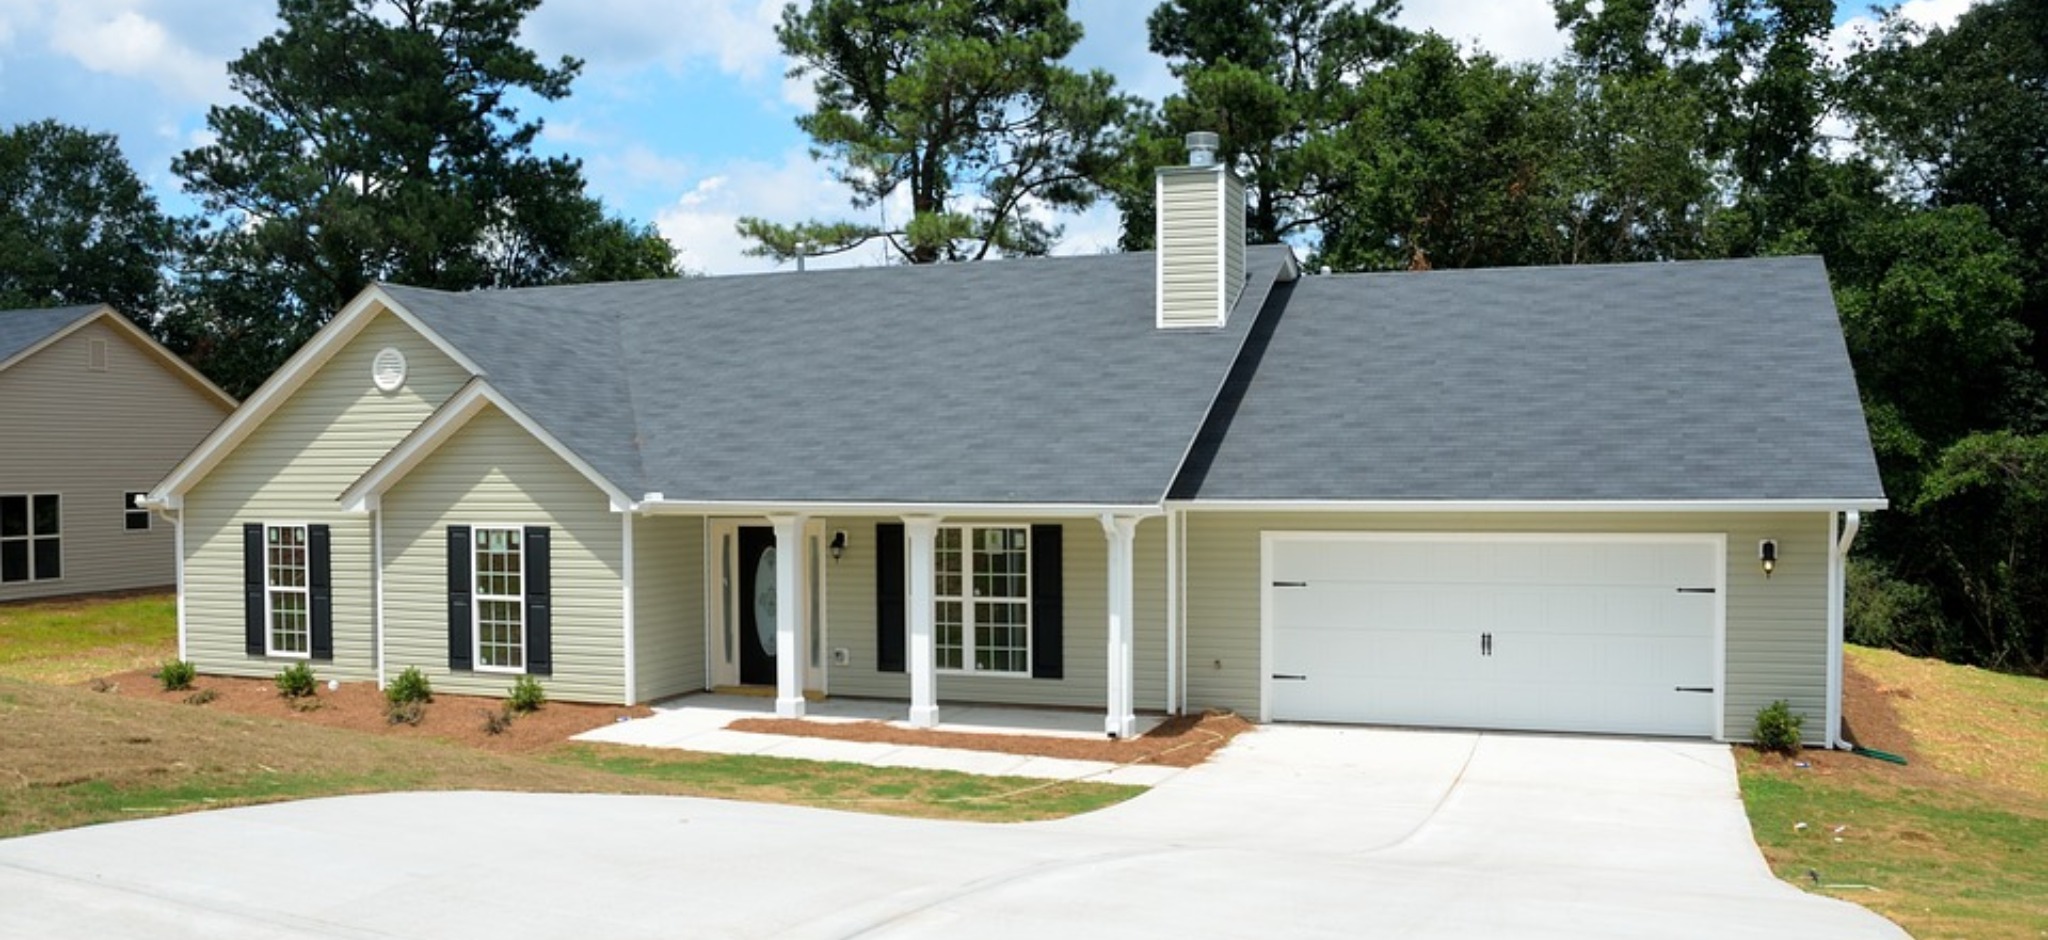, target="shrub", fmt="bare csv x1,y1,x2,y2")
386,700,425,726
385,666,433,706
155,659,196,691
1753,700,1805,755
275,662,316,698
481,706,514,735
508,675,546,714
1846,558,1949,653
183,688,217,705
